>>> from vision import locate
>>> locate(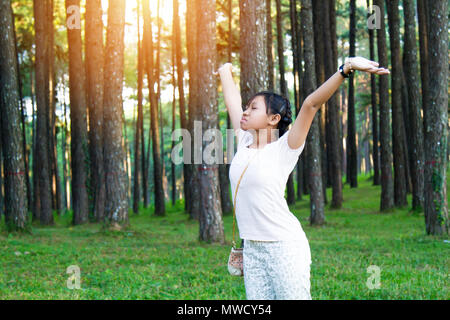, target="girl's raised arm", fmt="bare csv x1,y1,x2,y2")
215,63,243,134
287,57,389,150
